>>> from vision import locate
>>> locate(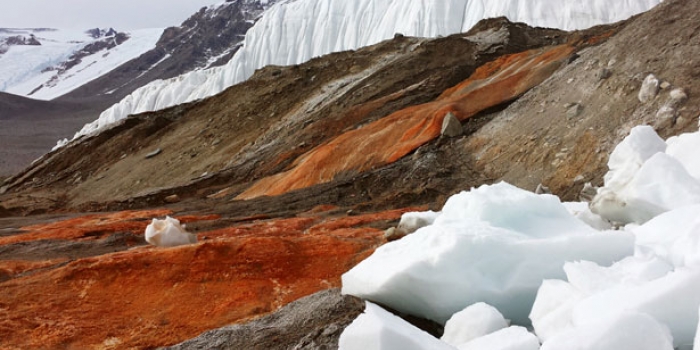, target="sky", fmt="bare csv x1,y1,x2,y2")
0,0,223,30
